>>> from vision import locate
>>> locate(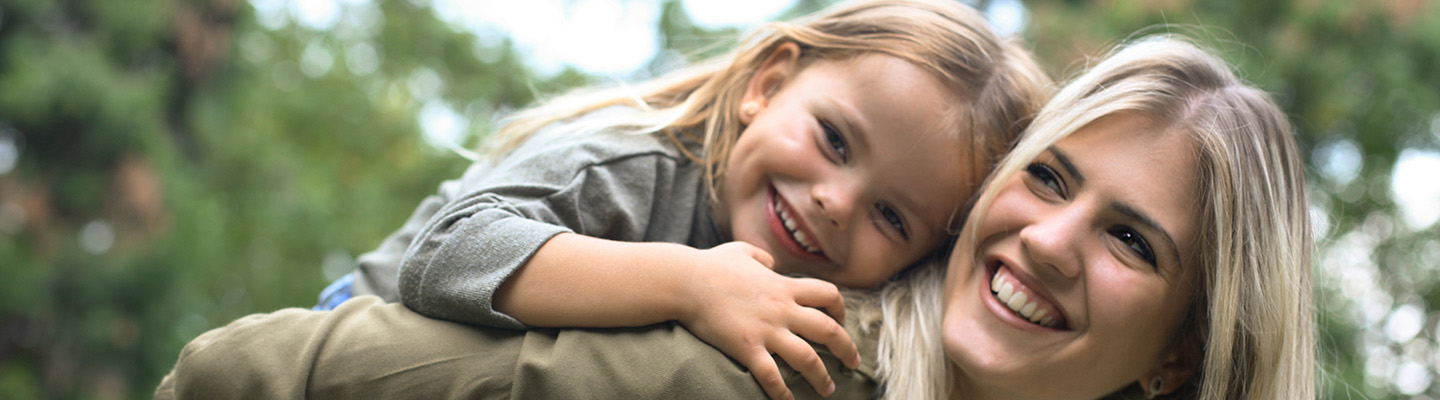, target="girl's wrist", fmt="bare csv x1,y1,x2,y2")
627,240,705,322
664,244,712,324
